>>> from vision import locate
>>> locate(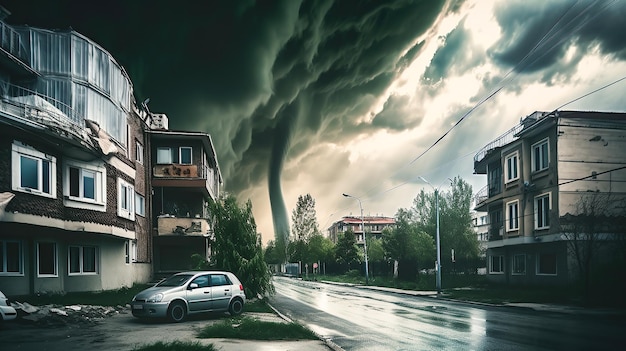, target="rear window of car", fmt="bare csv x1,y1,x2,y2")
157,274,194,287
